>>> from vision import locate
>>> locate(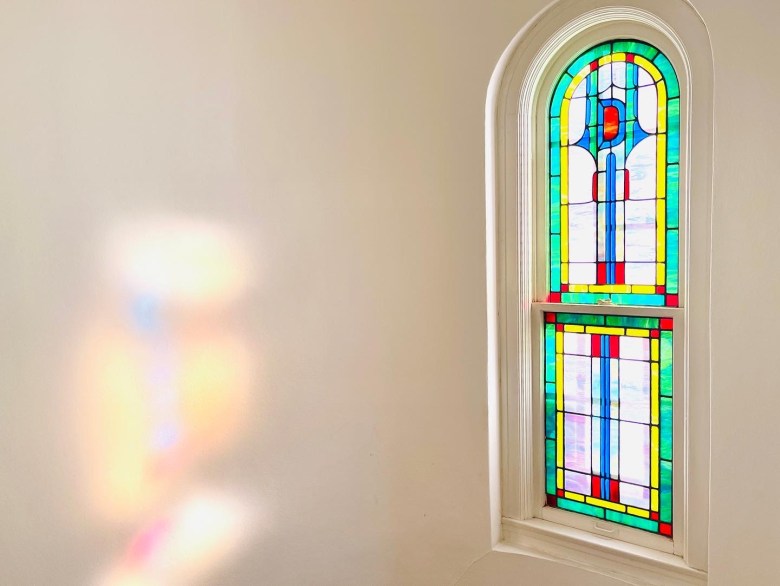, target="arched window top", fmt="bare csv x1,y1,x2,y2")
547,40,680,307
